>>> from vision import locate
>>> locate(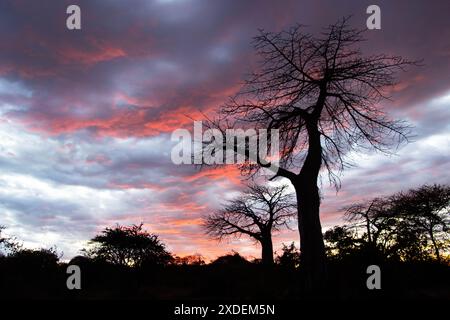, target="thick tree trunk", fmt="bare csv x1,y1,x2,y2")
294,120,327,291
294,180,327,291
261,236,274,265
